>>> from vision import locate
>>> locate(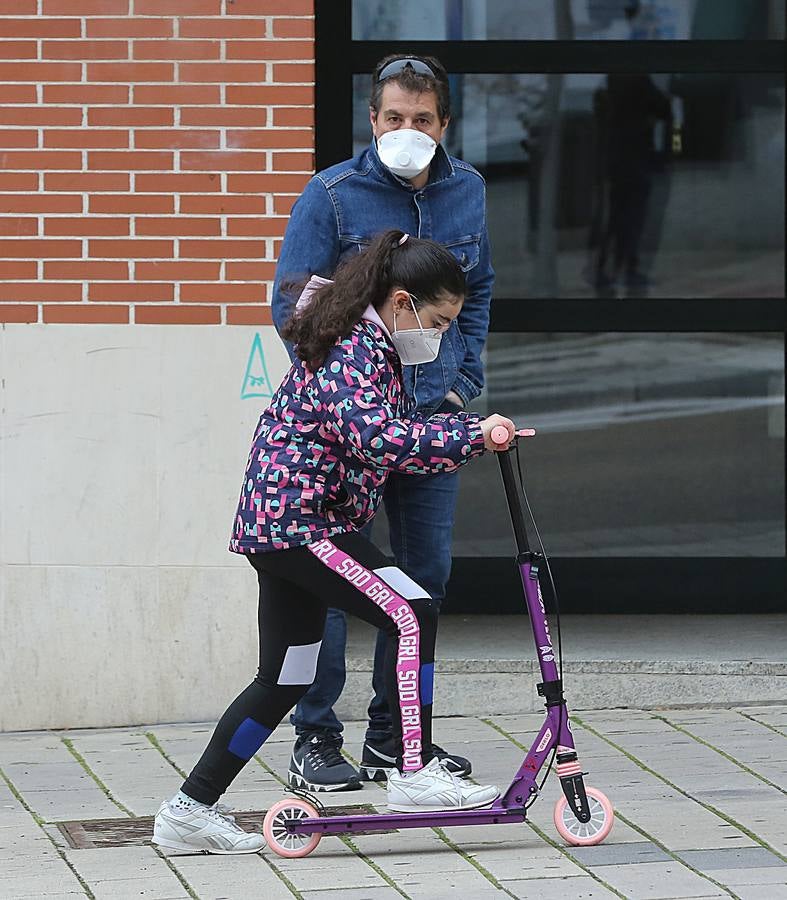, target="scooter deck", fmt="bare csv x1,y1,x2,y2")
288,802,528,836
